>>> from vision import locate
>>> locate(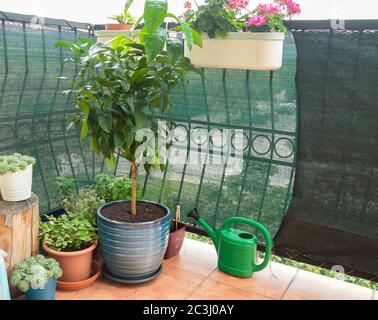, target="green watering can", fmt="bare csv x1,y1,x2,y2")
188,209,272,278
